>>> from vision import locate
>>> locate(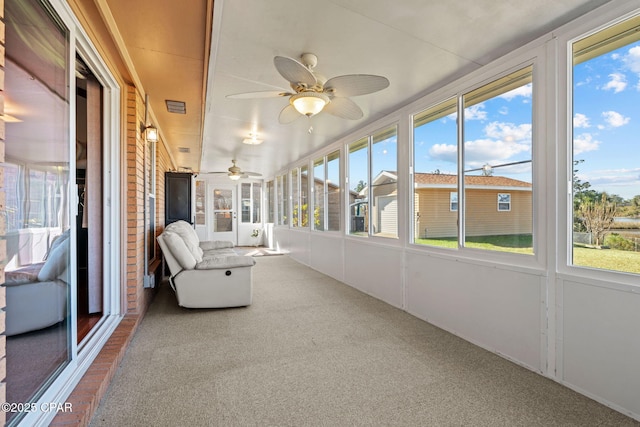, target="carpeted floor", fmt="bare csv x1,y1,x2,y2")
90,256,639,426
